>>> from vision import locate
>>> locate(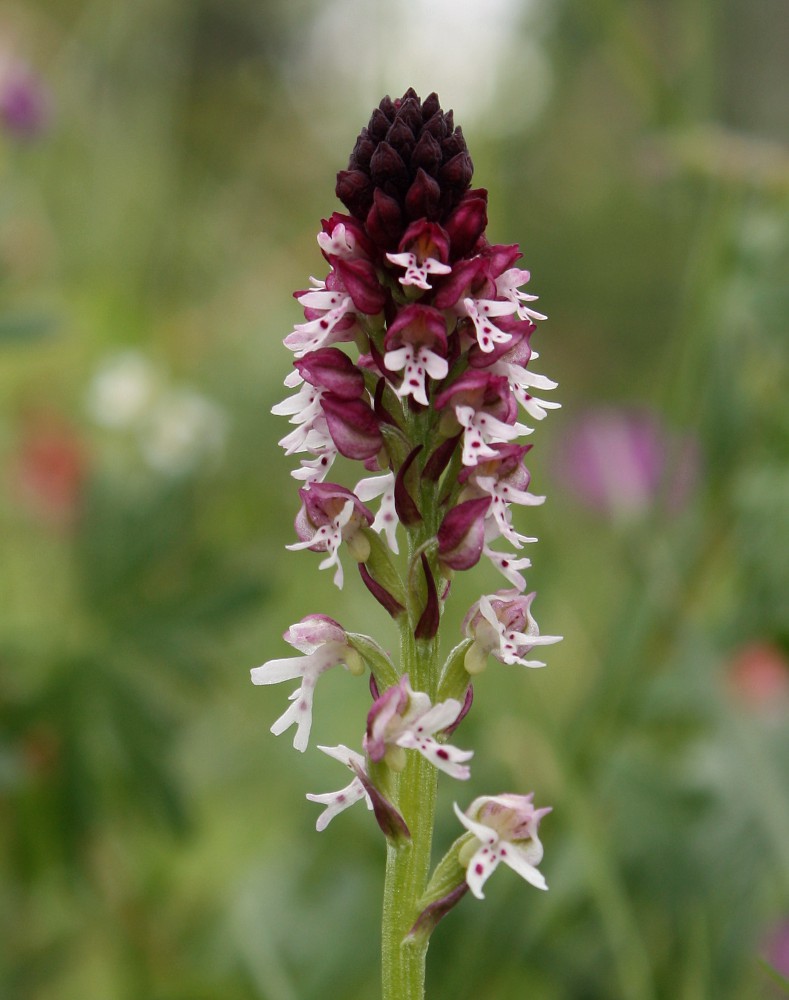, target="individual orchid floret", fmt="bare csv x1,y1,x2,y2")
459,443,545,549
306,745,373,830
495,268,547,324
383,304,449,406
386,220,452,290
454,793,551,899
251,616,364,752
317,213,376,262
364,675,473,779
308,744,411,842
284,277,359,357
354,470,399,553
435,371,531,467
462,591,562,674
485,333,561,423
287,483,374,588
